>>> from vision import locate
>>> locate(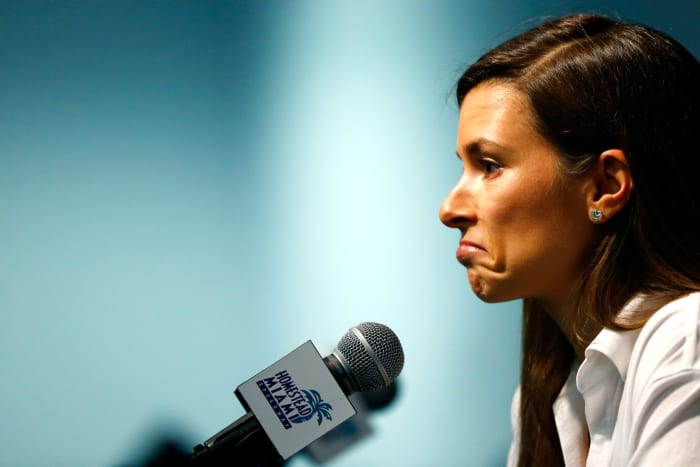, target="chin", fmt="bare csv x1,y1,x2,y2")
472,290,506,303
469,279,493,302
469,280,516,304
468,269,519,303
